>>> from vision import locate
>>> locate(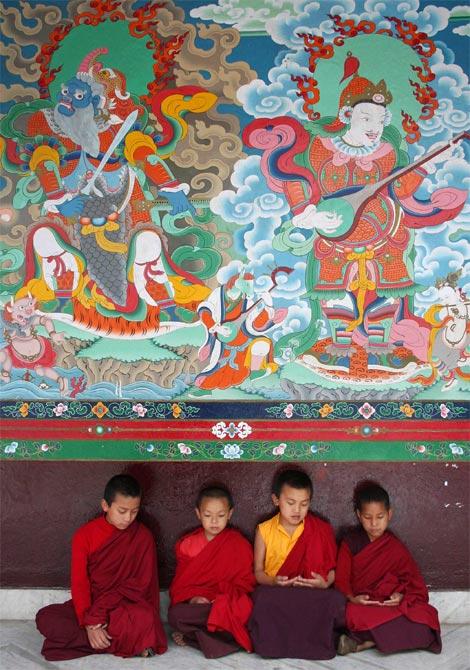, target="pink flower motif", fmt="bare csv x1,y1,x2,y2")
53,403,68,417
358,402,375,419
132,403,147,418
272,443,286,456
283,403,294,418
440,403,450,419
416,445,426,453
178,442,192,455
40,444,49,452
